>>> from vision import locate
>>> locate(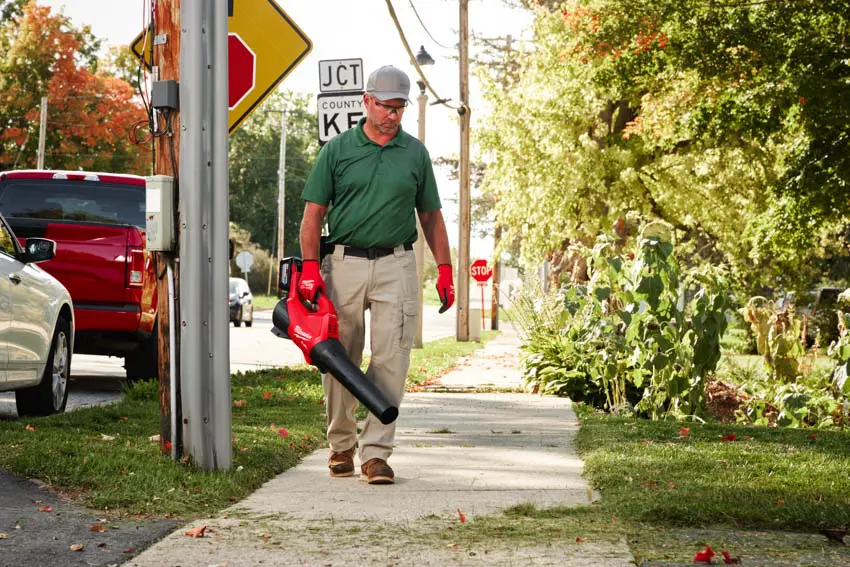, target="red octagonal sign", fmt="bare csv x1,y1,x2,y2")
471,259,493,283
229,33,256,110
